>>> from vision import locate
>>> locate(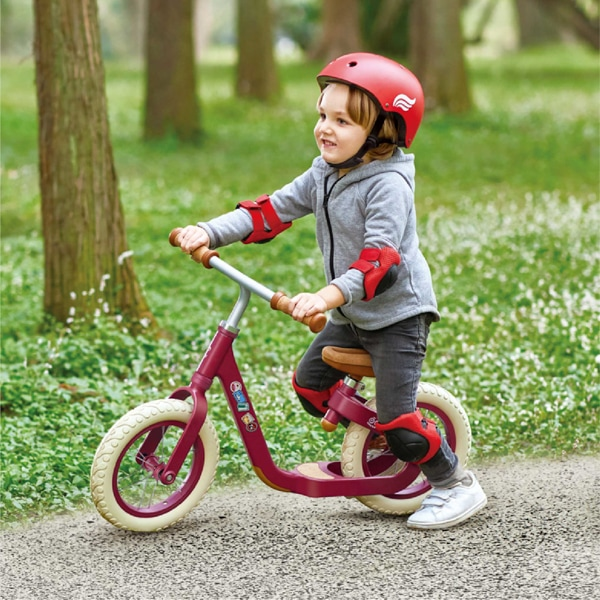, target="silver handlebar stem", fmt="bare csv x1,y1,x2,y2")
208,255,277,331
